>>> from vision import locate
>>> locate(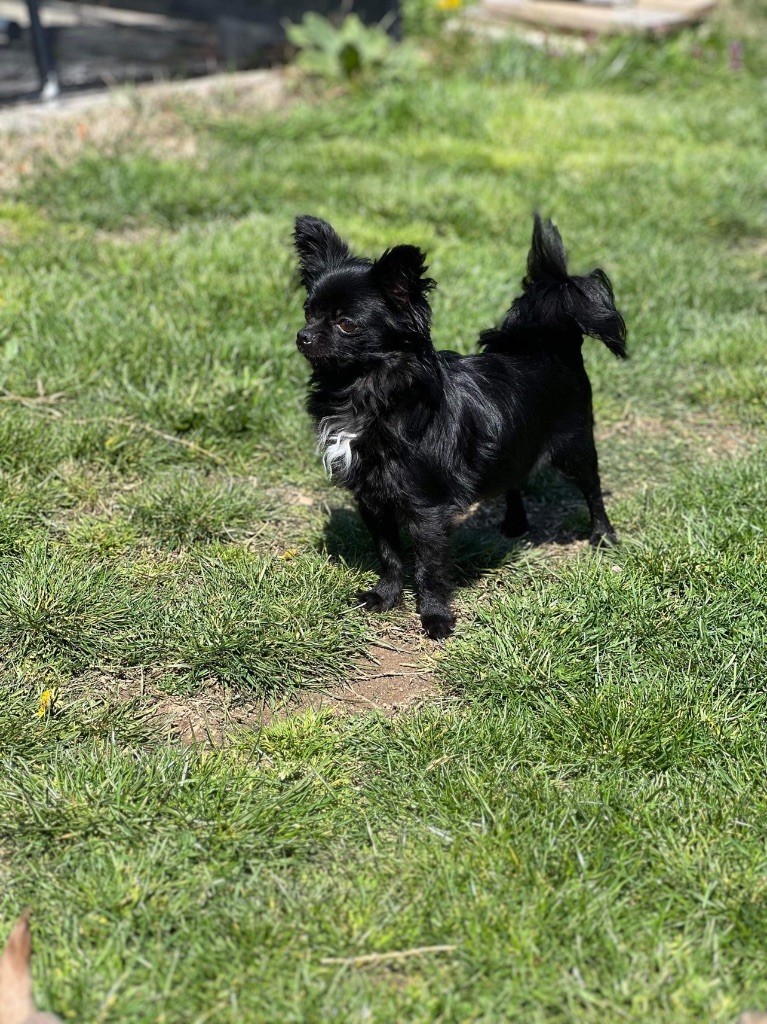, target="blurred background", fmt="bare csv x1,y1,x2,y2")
1,0,747,104
0,0,399,101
